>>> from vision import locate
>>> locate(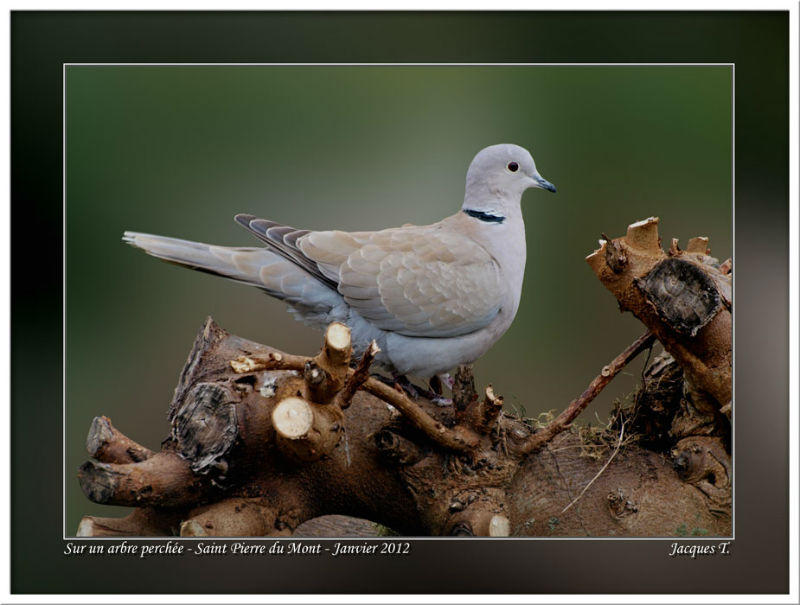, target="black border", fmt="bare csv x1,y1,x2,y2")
11,11,789,595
